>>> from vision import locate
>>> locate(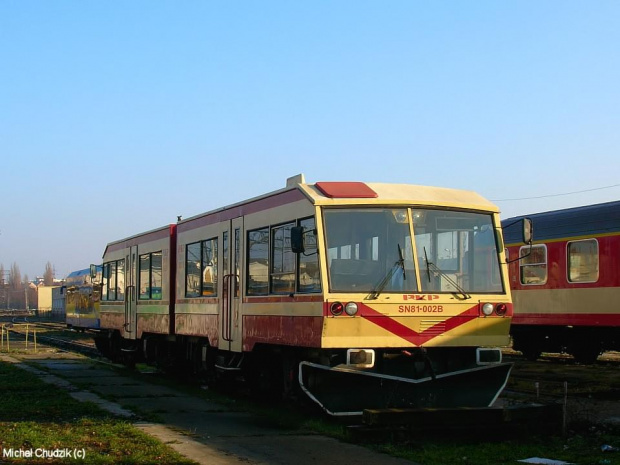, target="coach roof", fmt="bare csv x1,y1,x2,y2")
502,200,620,244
